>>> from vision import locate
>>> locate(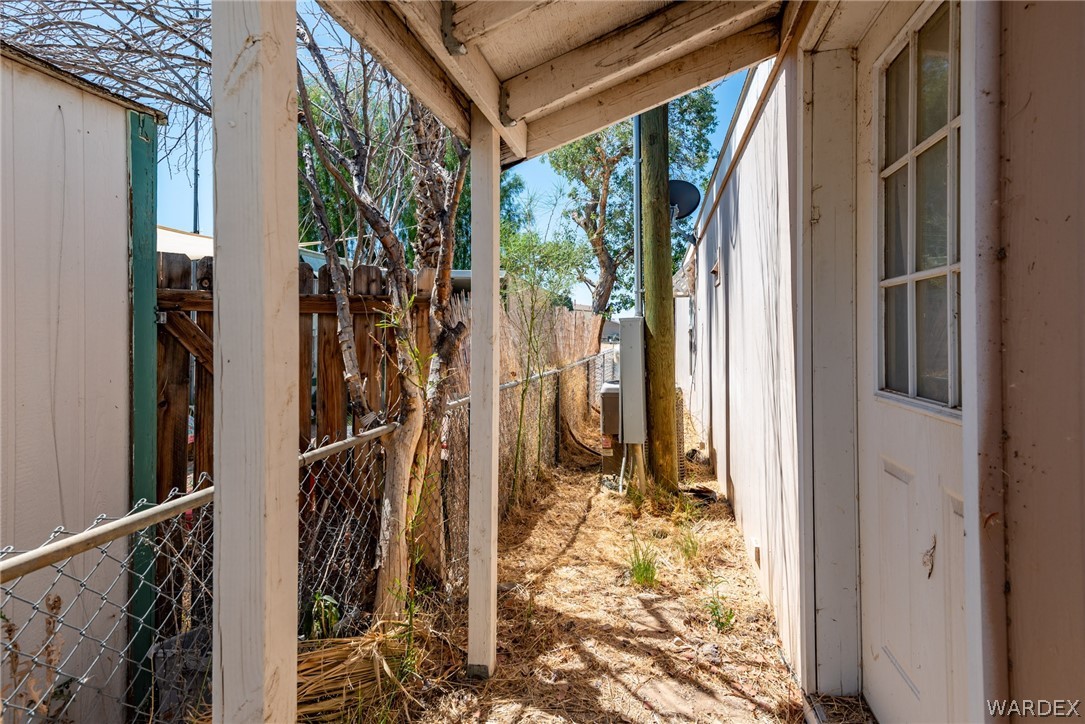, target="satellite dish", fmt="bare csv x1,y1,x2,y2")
669,179,701,220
